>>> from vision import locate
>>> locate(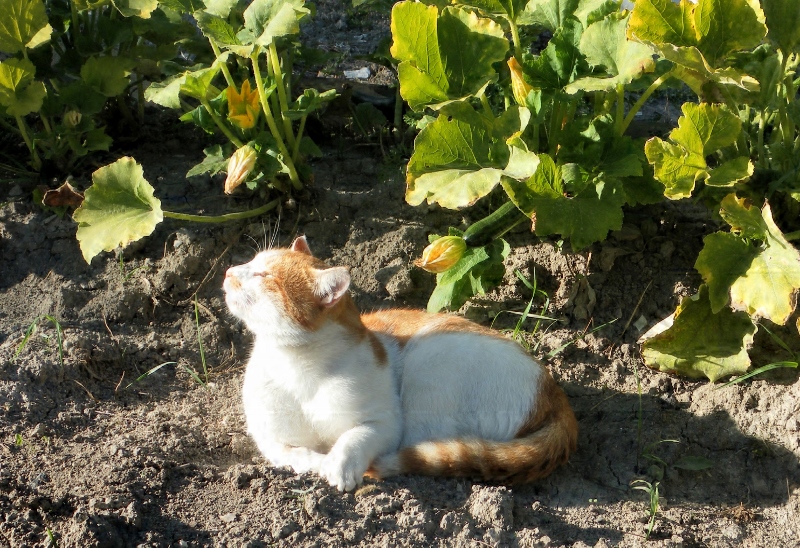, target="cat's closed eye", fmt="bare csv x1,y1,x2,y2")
253,272,273,278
